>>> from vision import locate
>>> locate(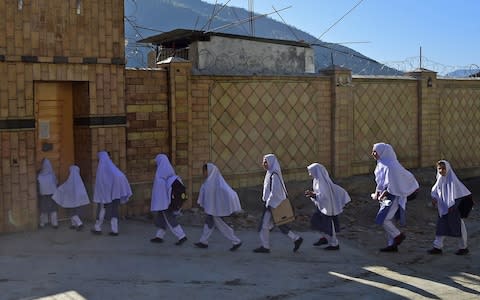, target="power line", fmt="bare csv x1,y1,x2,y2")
205,6,292,33
271,5,300,41
315,0,365,42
